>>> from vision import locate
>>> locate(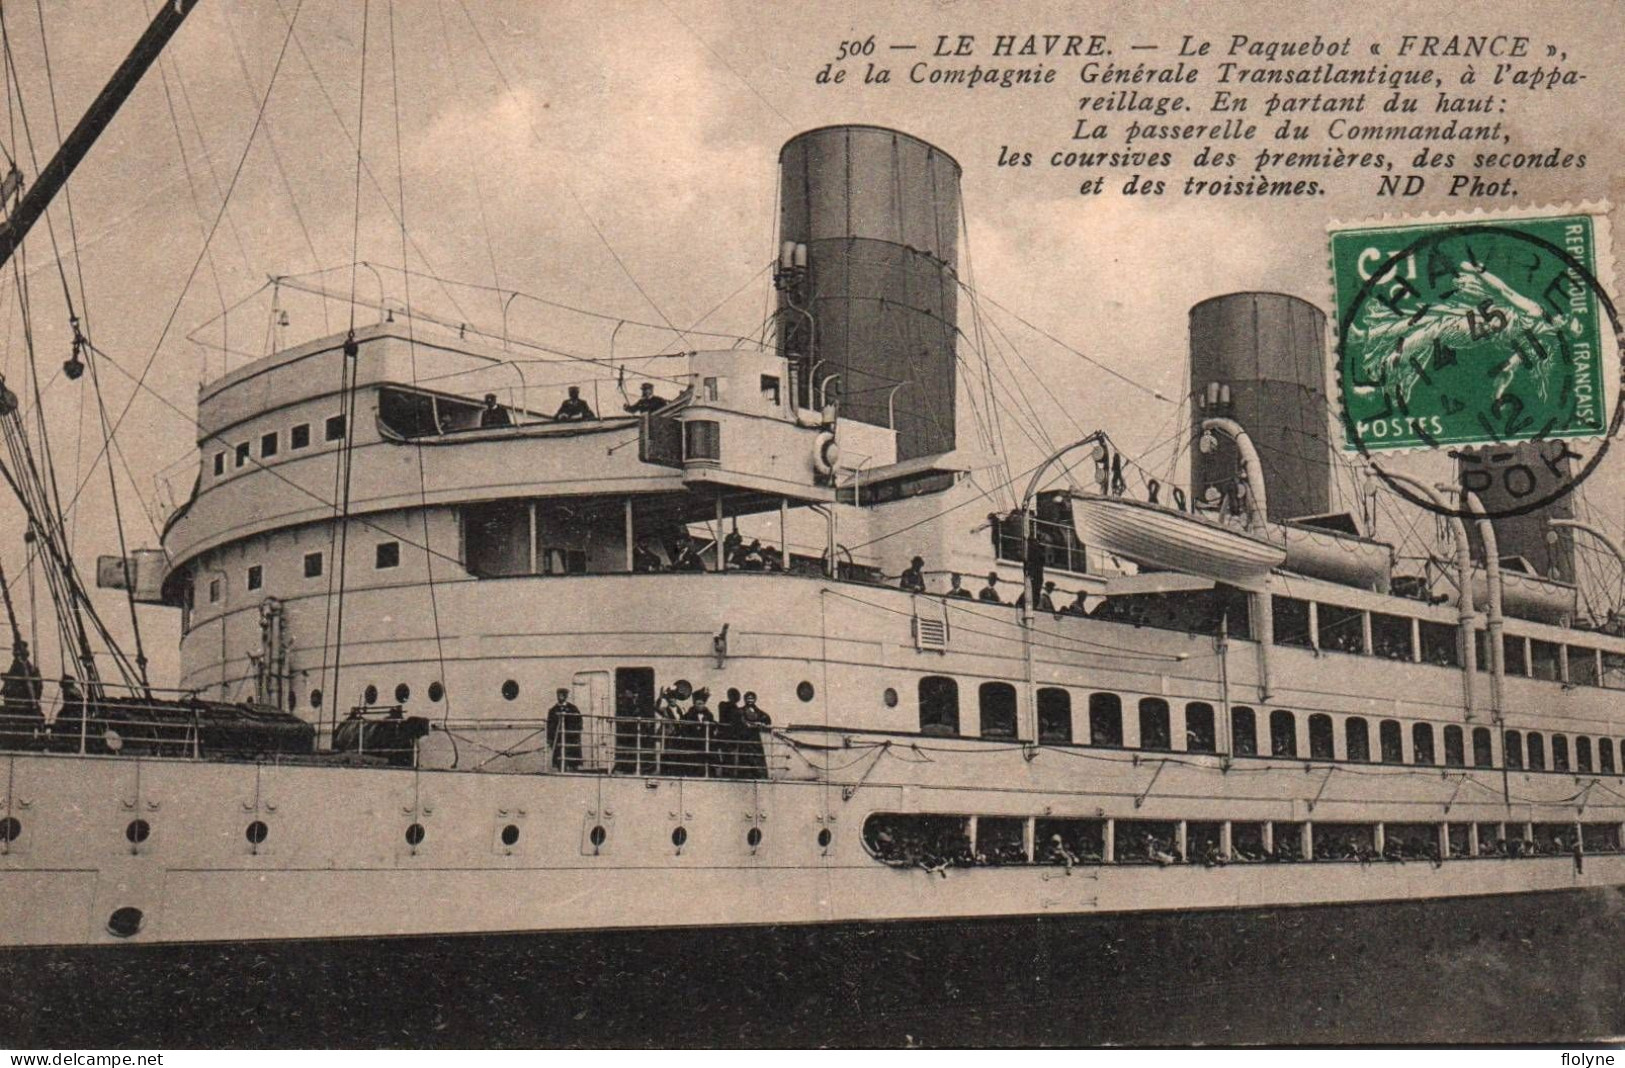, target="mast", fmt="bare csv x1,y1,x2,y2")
0,0,201,273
